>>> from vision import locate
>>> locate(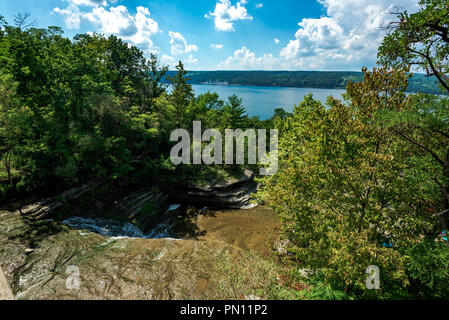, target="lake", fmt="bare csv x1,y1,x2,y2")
192,84,346,120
